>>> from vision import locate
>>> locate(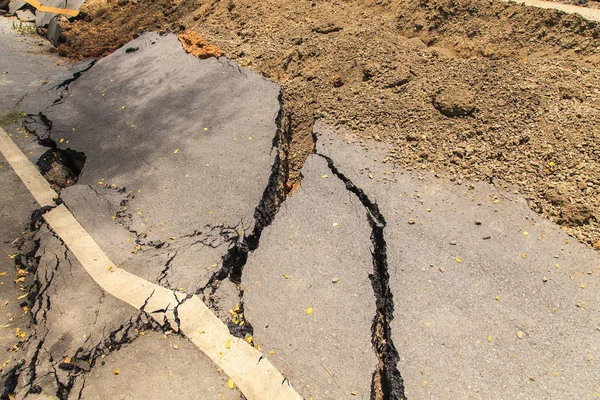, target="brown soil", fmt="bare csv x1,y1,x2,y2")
56,0,600,250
